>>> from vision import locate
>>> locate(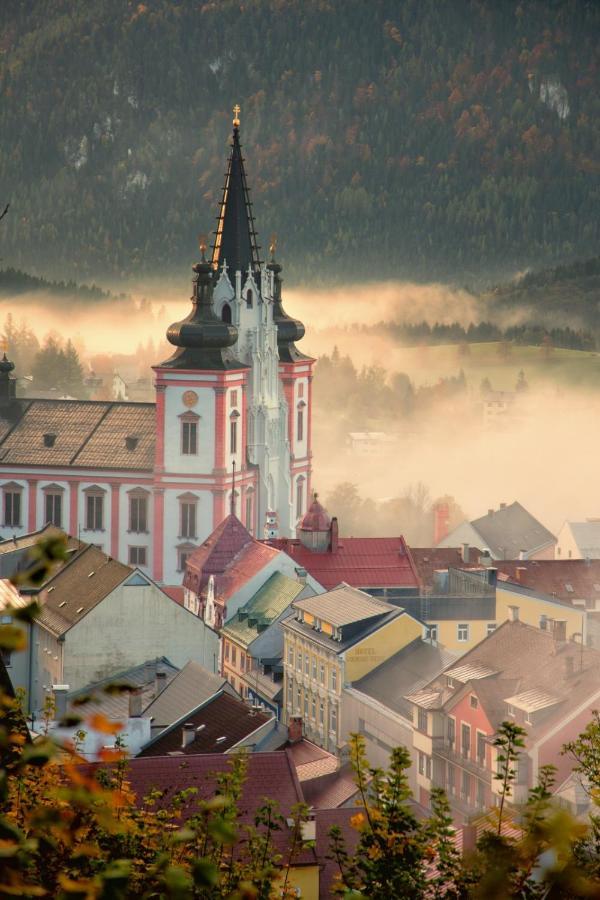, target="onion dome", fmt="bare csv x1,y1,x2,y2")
298,493,332,552
159,253,247,371
268,256,309,363
0,354,14,376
